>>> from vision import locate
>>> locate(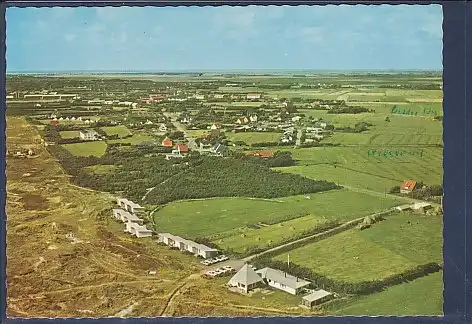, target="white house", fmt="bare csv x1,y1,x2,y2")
195,95,205,100
125,221,152,238
214,94,225,99
256,267,311,295
157,233,219,259
79,130,99,141
292,116,302,122
227,264,264,293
